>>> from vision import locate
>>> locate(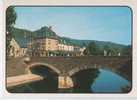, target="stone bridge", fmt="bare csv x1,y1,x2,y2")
6,56,132,89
